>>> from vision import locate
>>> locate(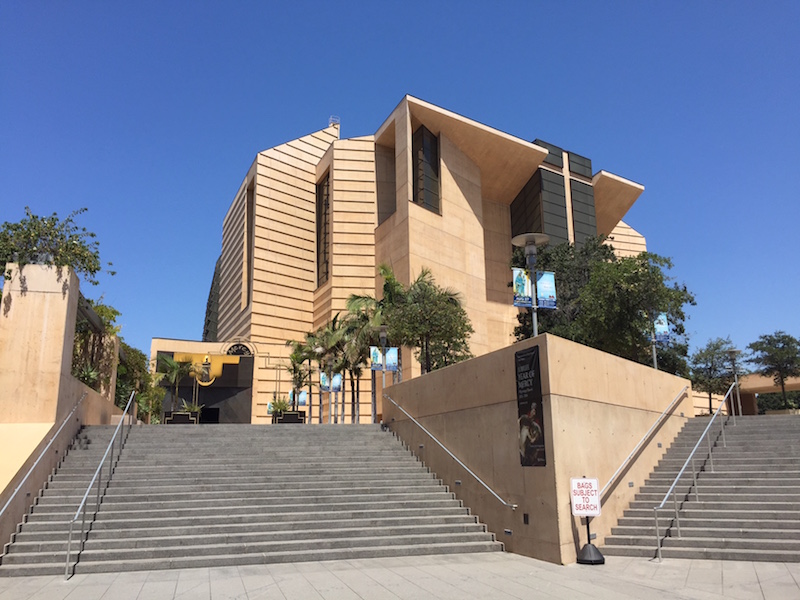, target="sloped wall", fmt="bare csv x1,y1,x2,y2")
383,334,691,564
